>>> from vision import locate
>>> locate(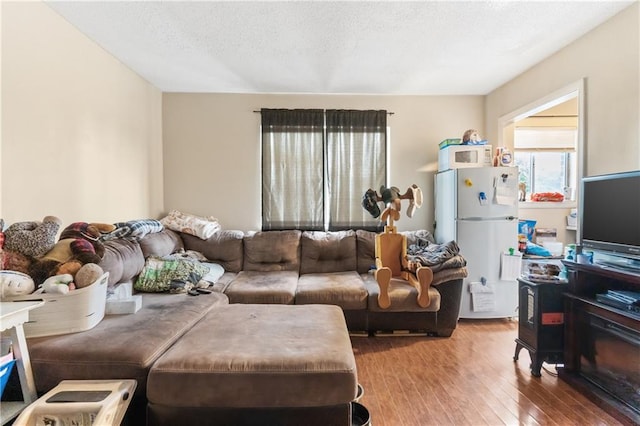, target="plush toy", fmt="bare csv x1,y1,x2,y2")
0,270,35,300
28,222,115,285
461,129,488,145
0,251,32,275
74,263,104,289
3,216,62,257
462,129,480,143
0,220,34,274
36,264,103,295
58,222,116,261
42,274,74,294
